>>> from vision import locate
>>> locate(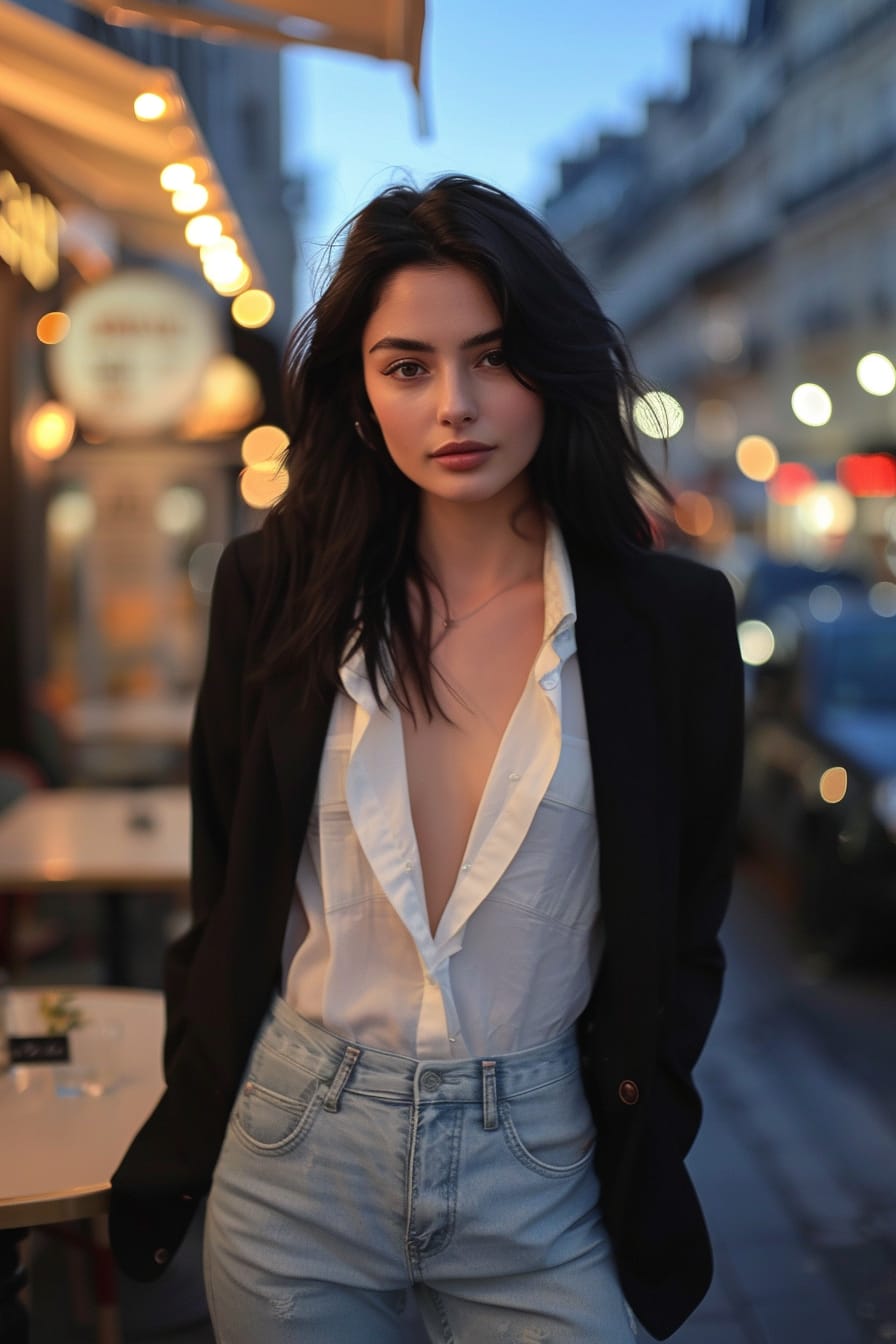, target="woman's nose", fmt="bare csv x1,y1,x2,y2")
437,368,477,426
